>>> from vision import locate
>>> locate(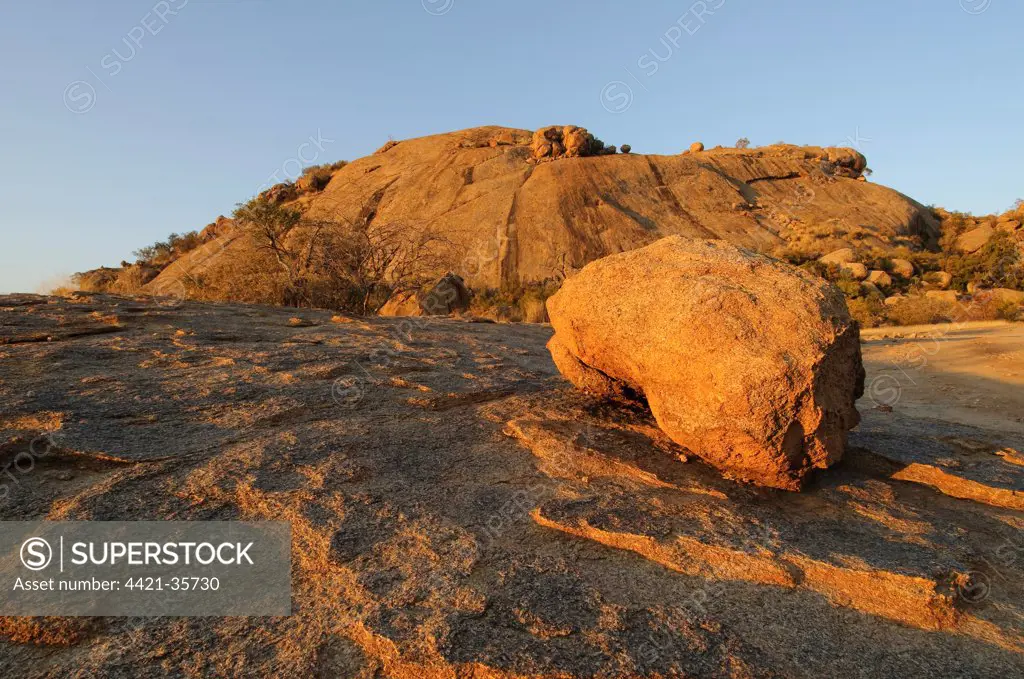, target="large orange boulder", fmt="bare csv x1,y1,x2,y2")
546,236,865,490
